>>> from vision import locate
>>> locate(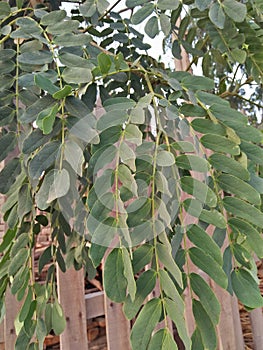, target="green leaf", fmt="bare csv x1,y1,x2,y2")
157,0,180,10
89,243,107,268
120,142,136,171
124,124,142,146
209,104,247,124
52,300,66,335
47,169,70,203
97,0,109,14
18,288,32,322
29,141,60,181
240,140,263,165
199,209,226,229
200,134,240,155
156,242,183,288
187,225,222,265
0,158,21,194
217,174,261,205
36,318,47,350
97,52,112,74
164,297,191,350
232,243,252,269
36,169,70,210
36,104,58,135
123,269,156,319
0,49,16,60
17,184,33,220
18,51,53,65
10,233,29,259
182,75,214,91
176,155,210,172
54,33,91,47
46,20,80,35
191,119,226,136
103,248,127,303
66,116,99,144
0,61,15,74
64,140,84,176
131,3,155,25
0,106,15,127
34,74,59,95
0,132,17,162
191,329,204,350
45,303,53,334
209,153,250,181
122,248,136,302
195,0,211,11
231,48,247,64
228,218,263,259
189,247,227,289
130,298,162,350
223,0,246,22
62,67,92,84
159,269,184,312
15,328,30,350
156,150,175,167
159,14,171,36
190,273,220,326
148,328,178,350
52,85,72,99
231,269,263,308
0,228,16,253
97,110,127,131
0,1,11,18
20,95,55,124
40,10,67,25
79,0,97,17
104,97,136,111
132,244,154,274
145,16,159,39
209,2,225,29
180,177,217,207
223,197,263,228
8,248,28,277
192,299,217,350
59,52,92,69
38,246,53,273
